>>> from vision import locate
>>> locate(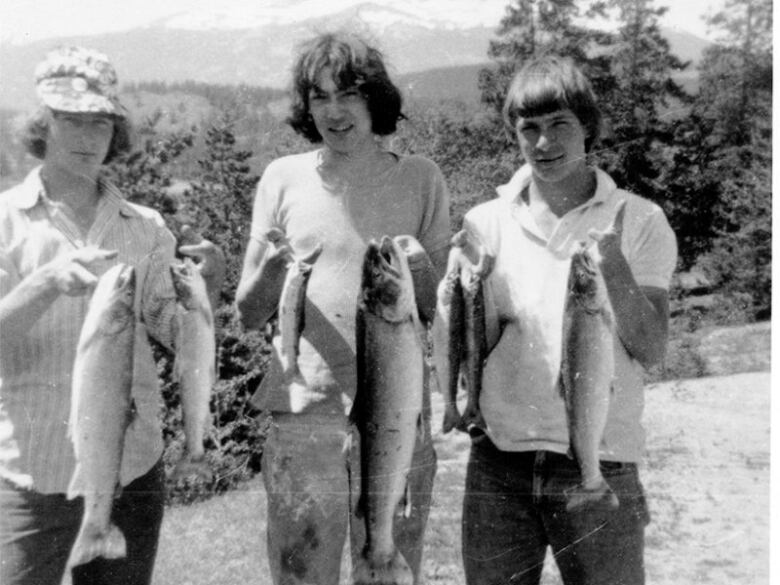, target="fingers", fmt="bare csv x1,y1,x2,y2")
588,200,627,244
178,240,217,260
611,199,627,236
265,228,285,246
300,243,323,266
59,263,100,296
71,247,118,267
395,235,425,256
179,224,204,246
